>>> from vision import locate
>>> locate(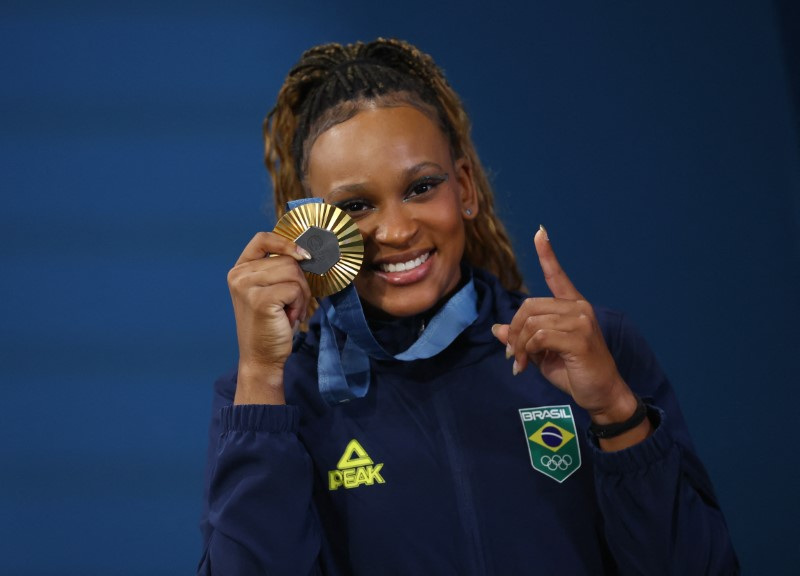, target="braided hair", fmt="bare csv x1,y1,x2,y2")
264,38,524,320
